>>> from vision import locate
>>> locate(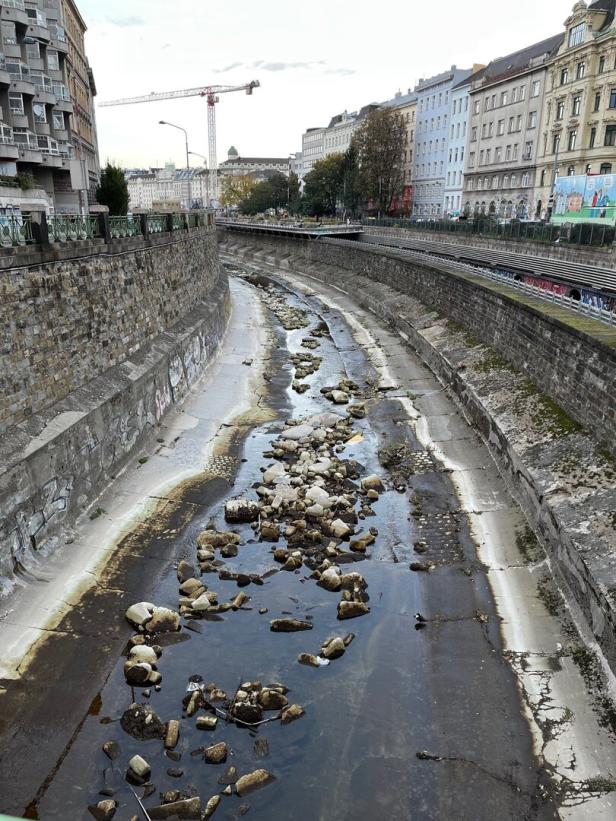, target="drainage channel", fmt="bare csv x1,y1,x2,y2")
8,262,613,821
